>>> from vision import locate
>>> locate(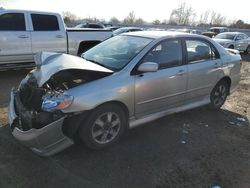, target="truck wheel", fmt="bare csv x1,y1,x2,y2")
244,45,250,54
210,80,229,109
79,104,127,150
